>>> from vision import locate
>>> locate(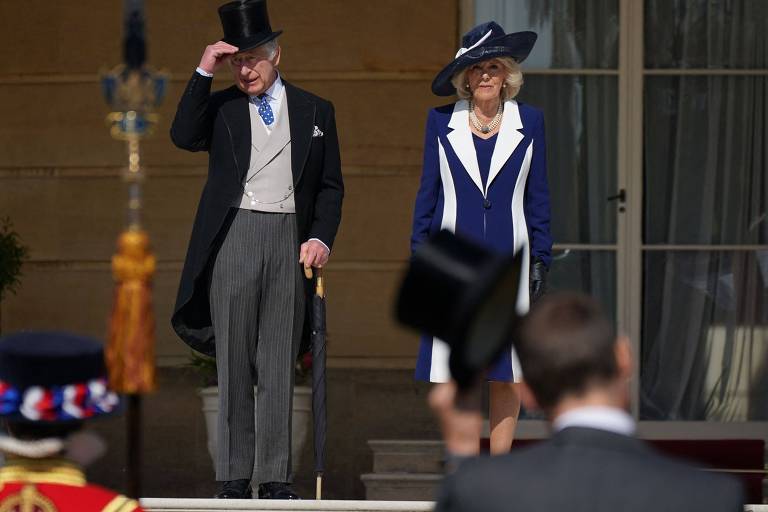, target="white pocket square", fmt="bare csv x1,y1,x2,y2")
312,125,324,137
